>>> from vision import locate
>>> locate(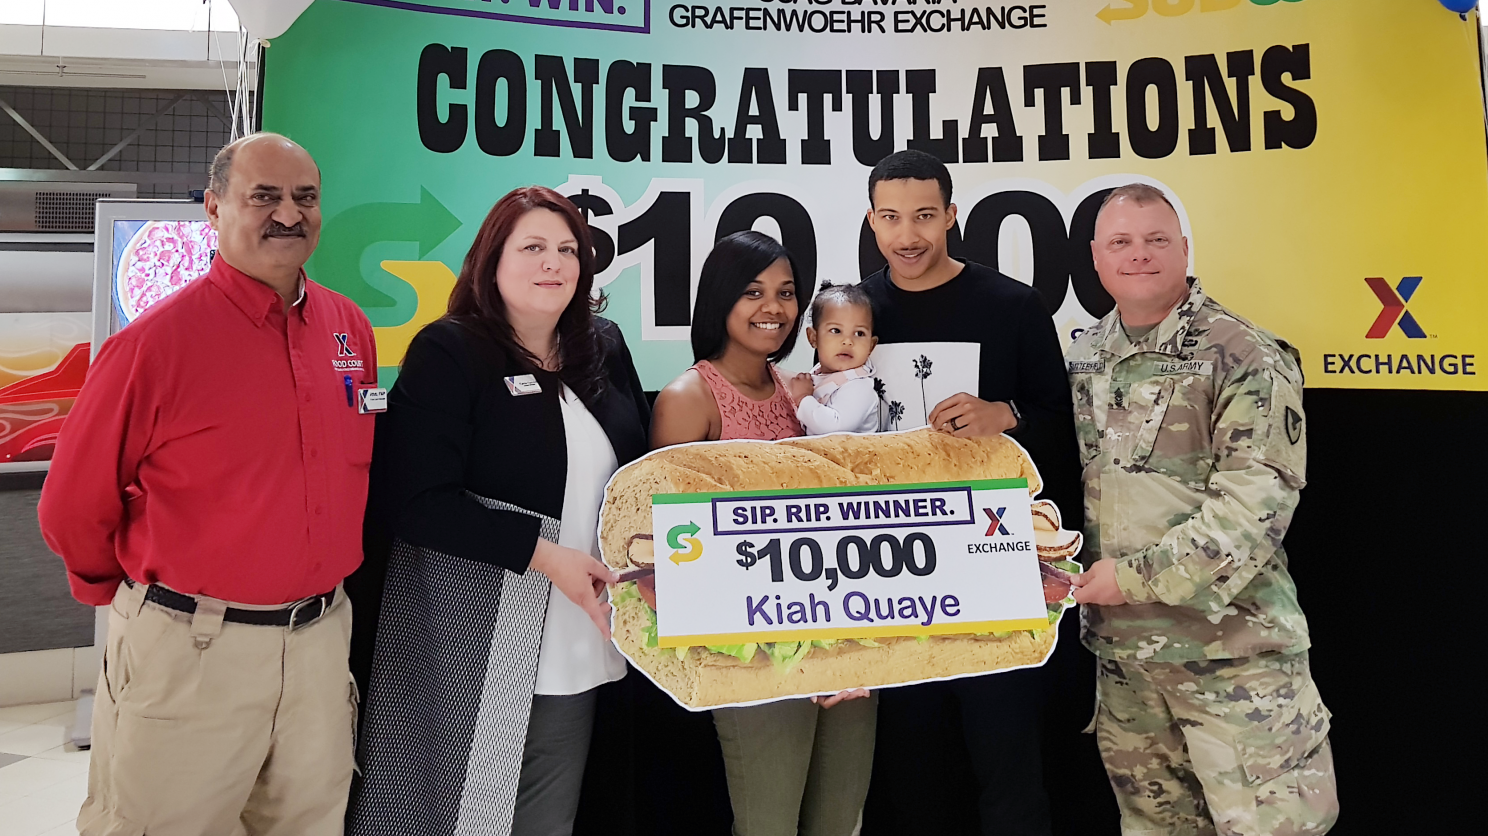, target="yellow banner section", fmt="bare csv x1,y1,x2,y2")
1068,1,1487,390
658,618,1056,649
